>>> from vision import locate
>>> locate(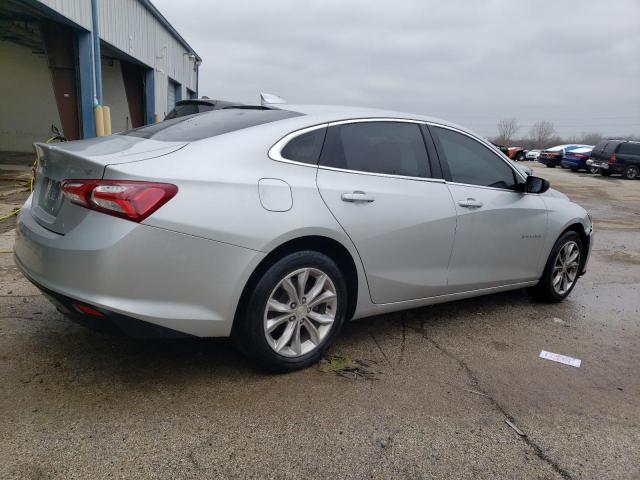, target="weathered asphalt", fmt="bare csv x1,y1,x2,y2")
1,162,638,479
